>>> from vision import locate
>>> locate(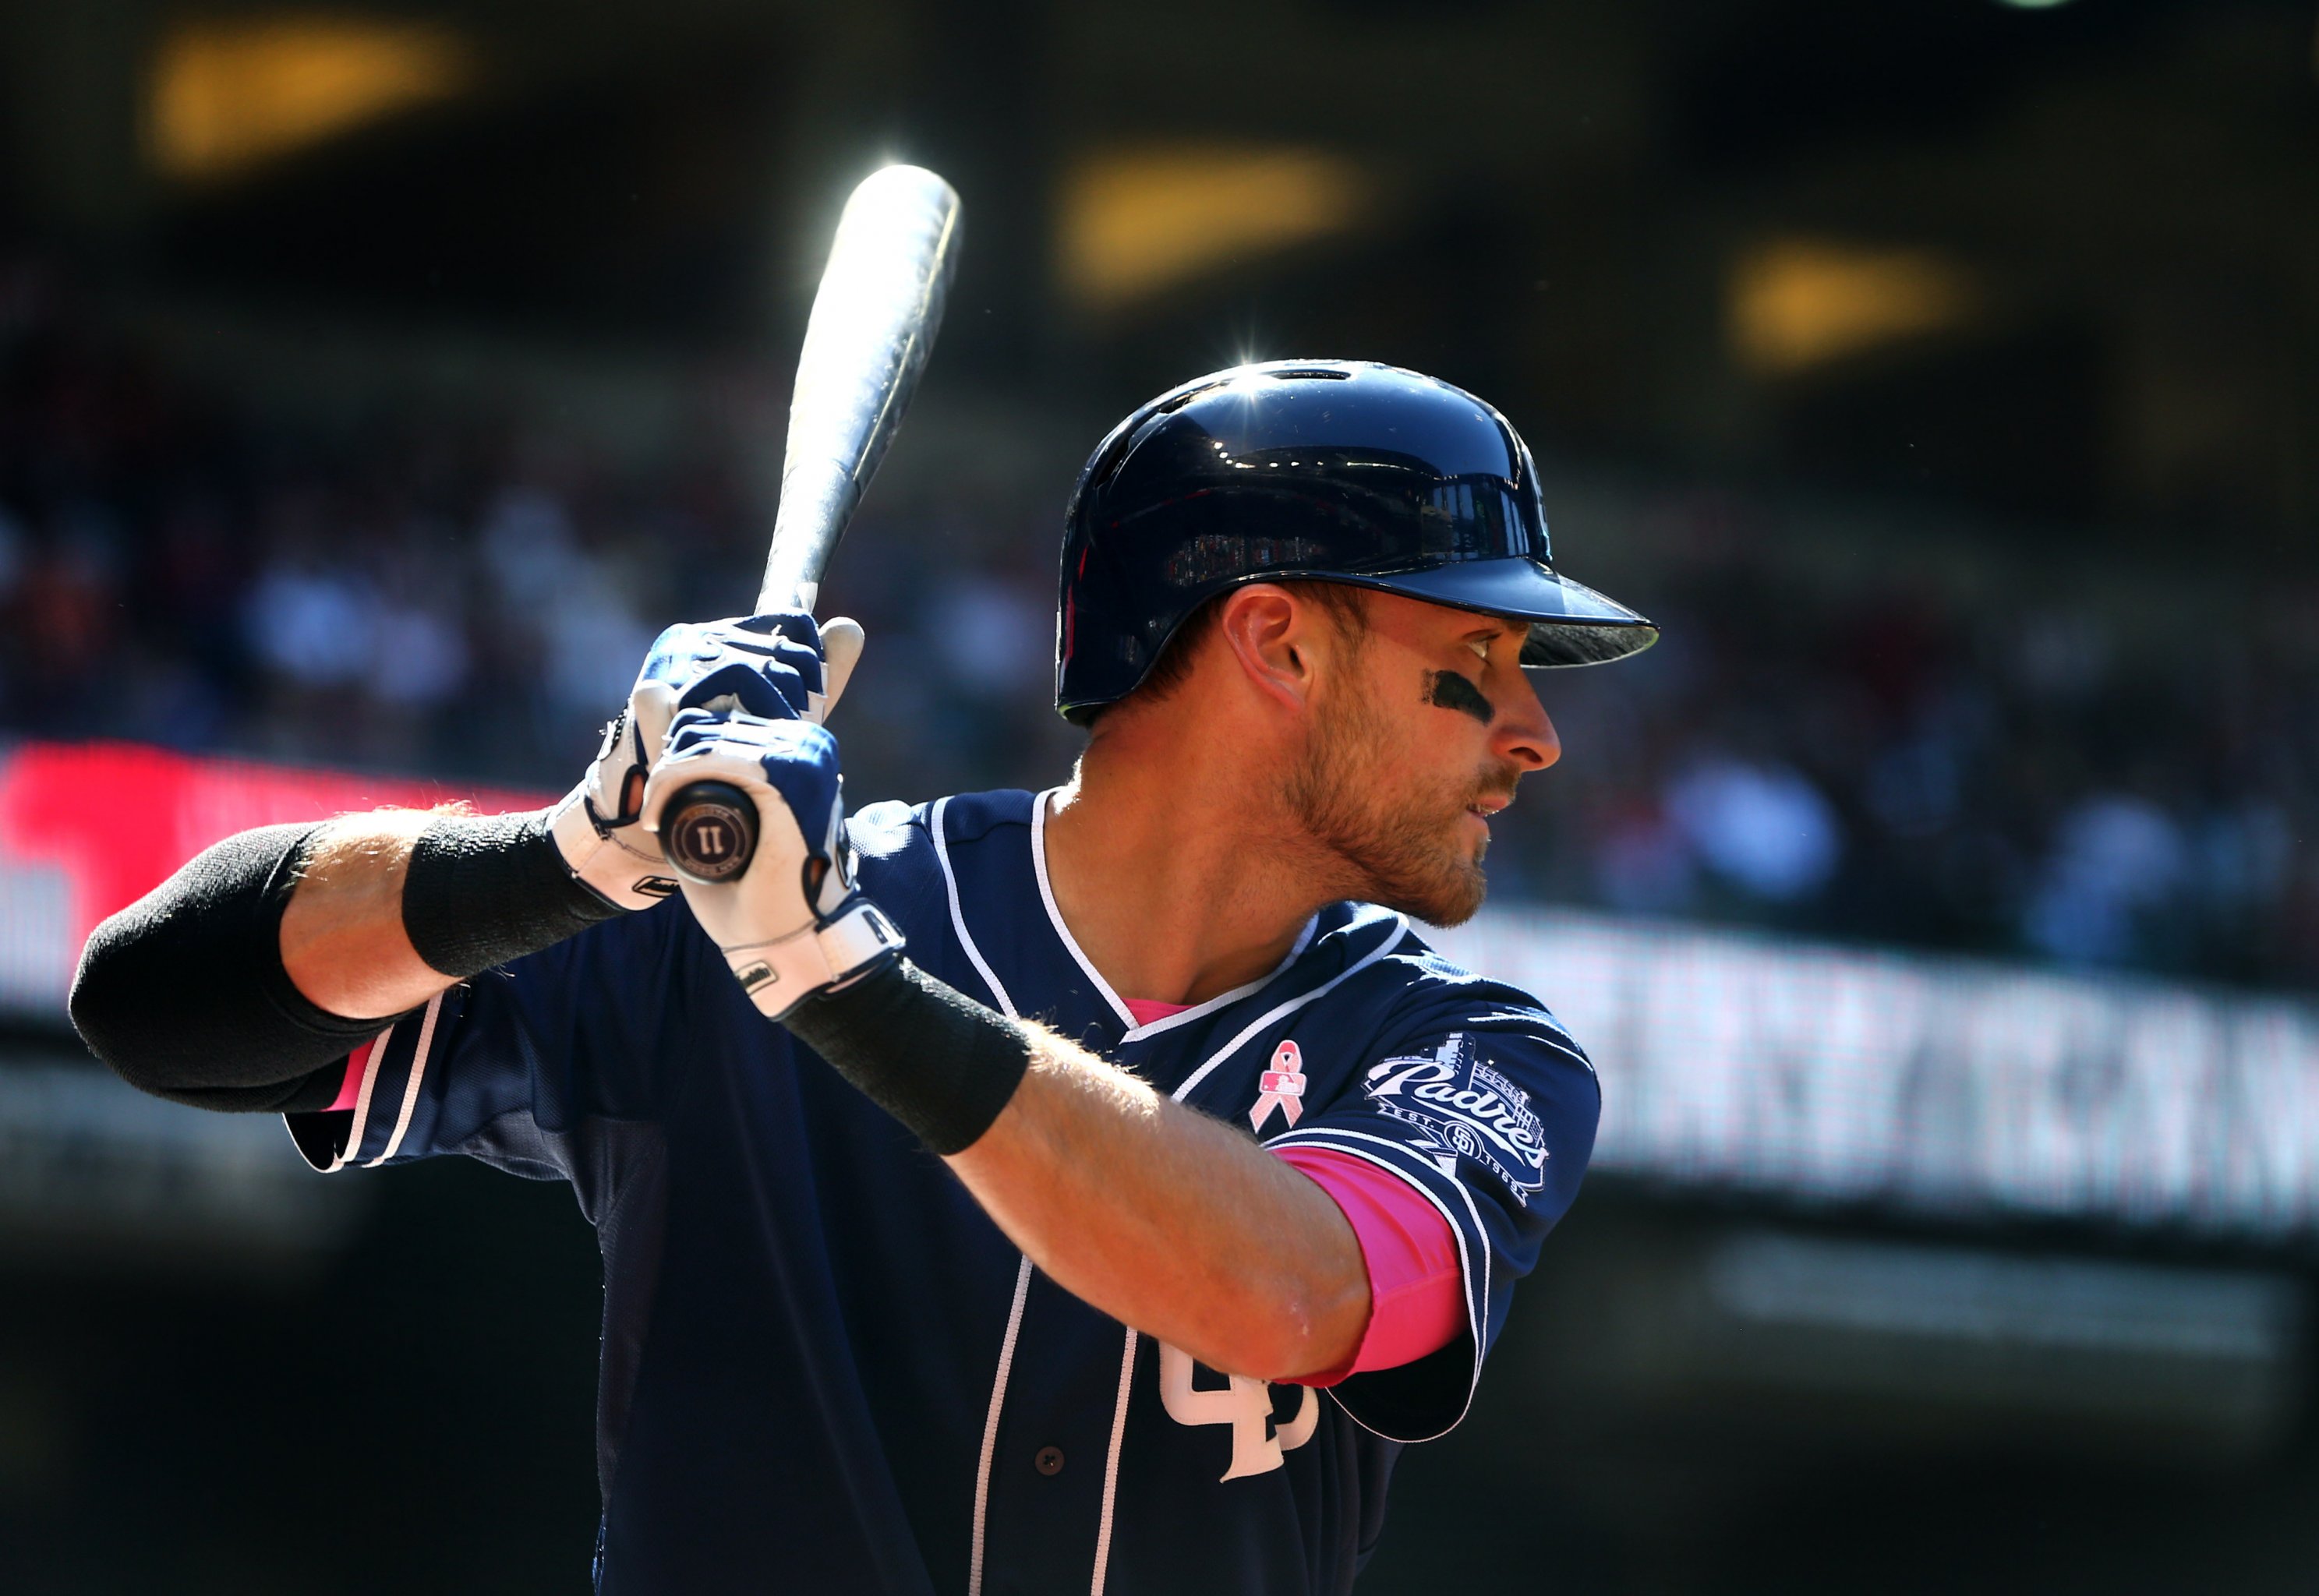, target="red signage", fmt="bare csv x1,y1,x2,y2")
0,740,550,963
